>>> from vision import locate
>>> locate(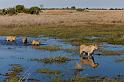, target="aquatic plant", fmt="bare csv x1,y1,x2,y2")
51,77,123,82
51,77,64,82
3,64,24,82
33,45,77,53
31,56,71,63
9,64,23,73
32,45,60,51
36,68,61,75
4,76,20,82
